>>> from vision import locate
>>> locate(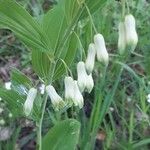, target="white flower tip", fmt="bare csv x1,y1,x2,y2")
0,108,3,114
64,76,74,104
94,33,109,65
147,99,150,103
0,119,5,125
64,76,74,85
5,82,11,90
86,74,94,93
29,88,37,95
94,33,103,42
85,43,96,74
39,84,45,94
77,61,87,92
89,43,96,49
54,100,66,111
24,88,37,116
125,14,136,26
74,81,84,109
147,94,150,99
77,61,85,70
125,14,138,50
64,77,84,109
24,103,32,116
46,84,52,92
46,85,65,111
9,113,13,118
